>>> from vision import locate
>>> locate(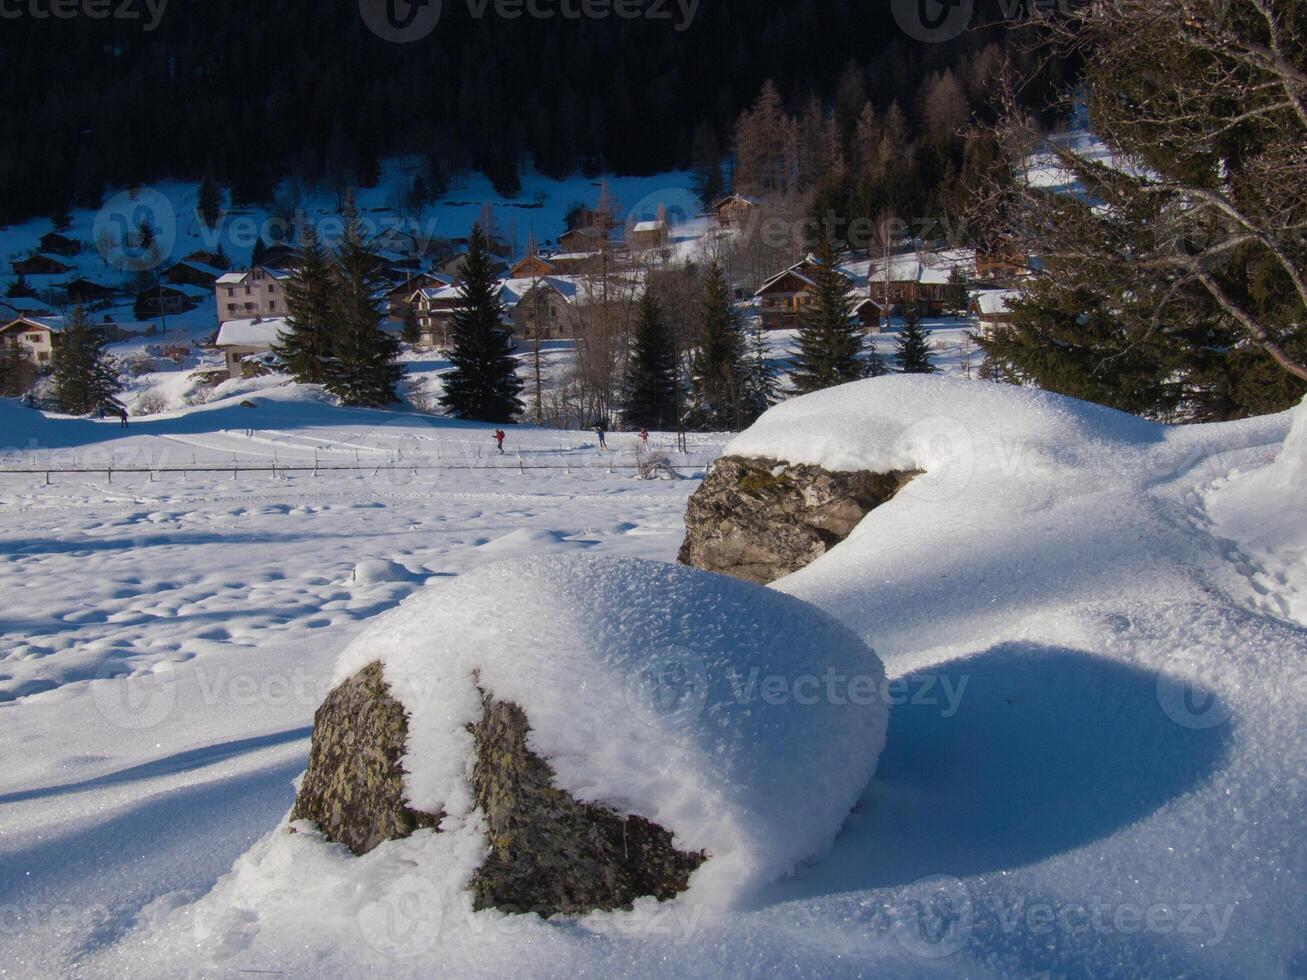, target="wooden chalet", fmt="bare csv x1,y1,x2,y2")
38,231,81,257
62,277,117,305
12,253,74,276
707,194,760,228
